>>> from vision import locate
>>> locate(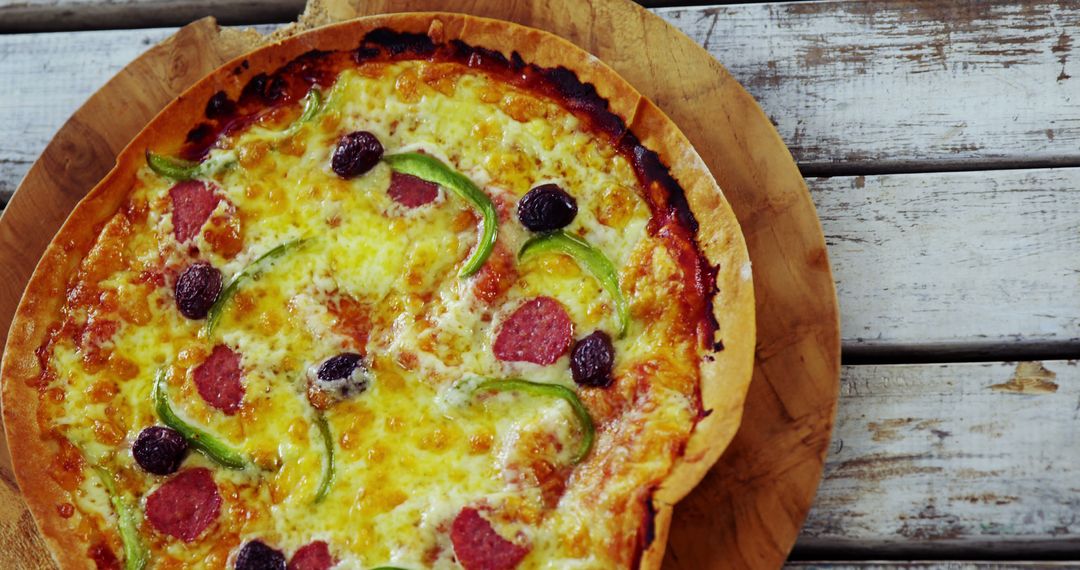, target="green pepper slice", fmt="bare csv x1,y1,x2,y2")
473,378,594,464
383,153,497,278
152,369,247,469
281,89,323,137
518,230,629,337
205,238,308,335
146,151,200,181
313,414,335,504
91,466,149,570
